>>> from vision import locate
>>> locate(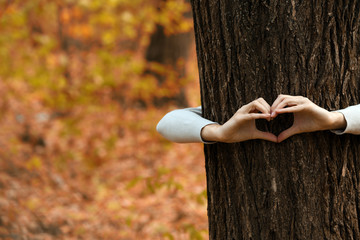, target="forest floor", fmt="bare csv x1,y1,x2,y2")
0,81,209,239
